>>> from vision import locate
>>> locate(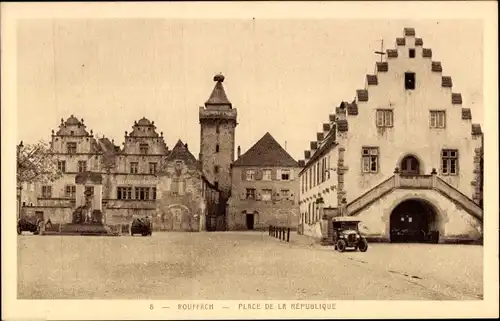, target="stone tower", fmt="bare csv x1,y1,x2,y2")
199,74,237,230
